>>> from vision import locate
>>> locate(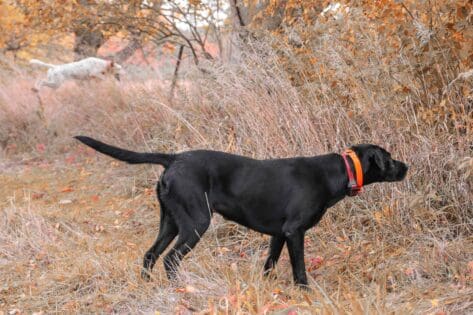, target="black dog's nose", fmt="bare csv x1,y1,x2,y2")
398,162,408,180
